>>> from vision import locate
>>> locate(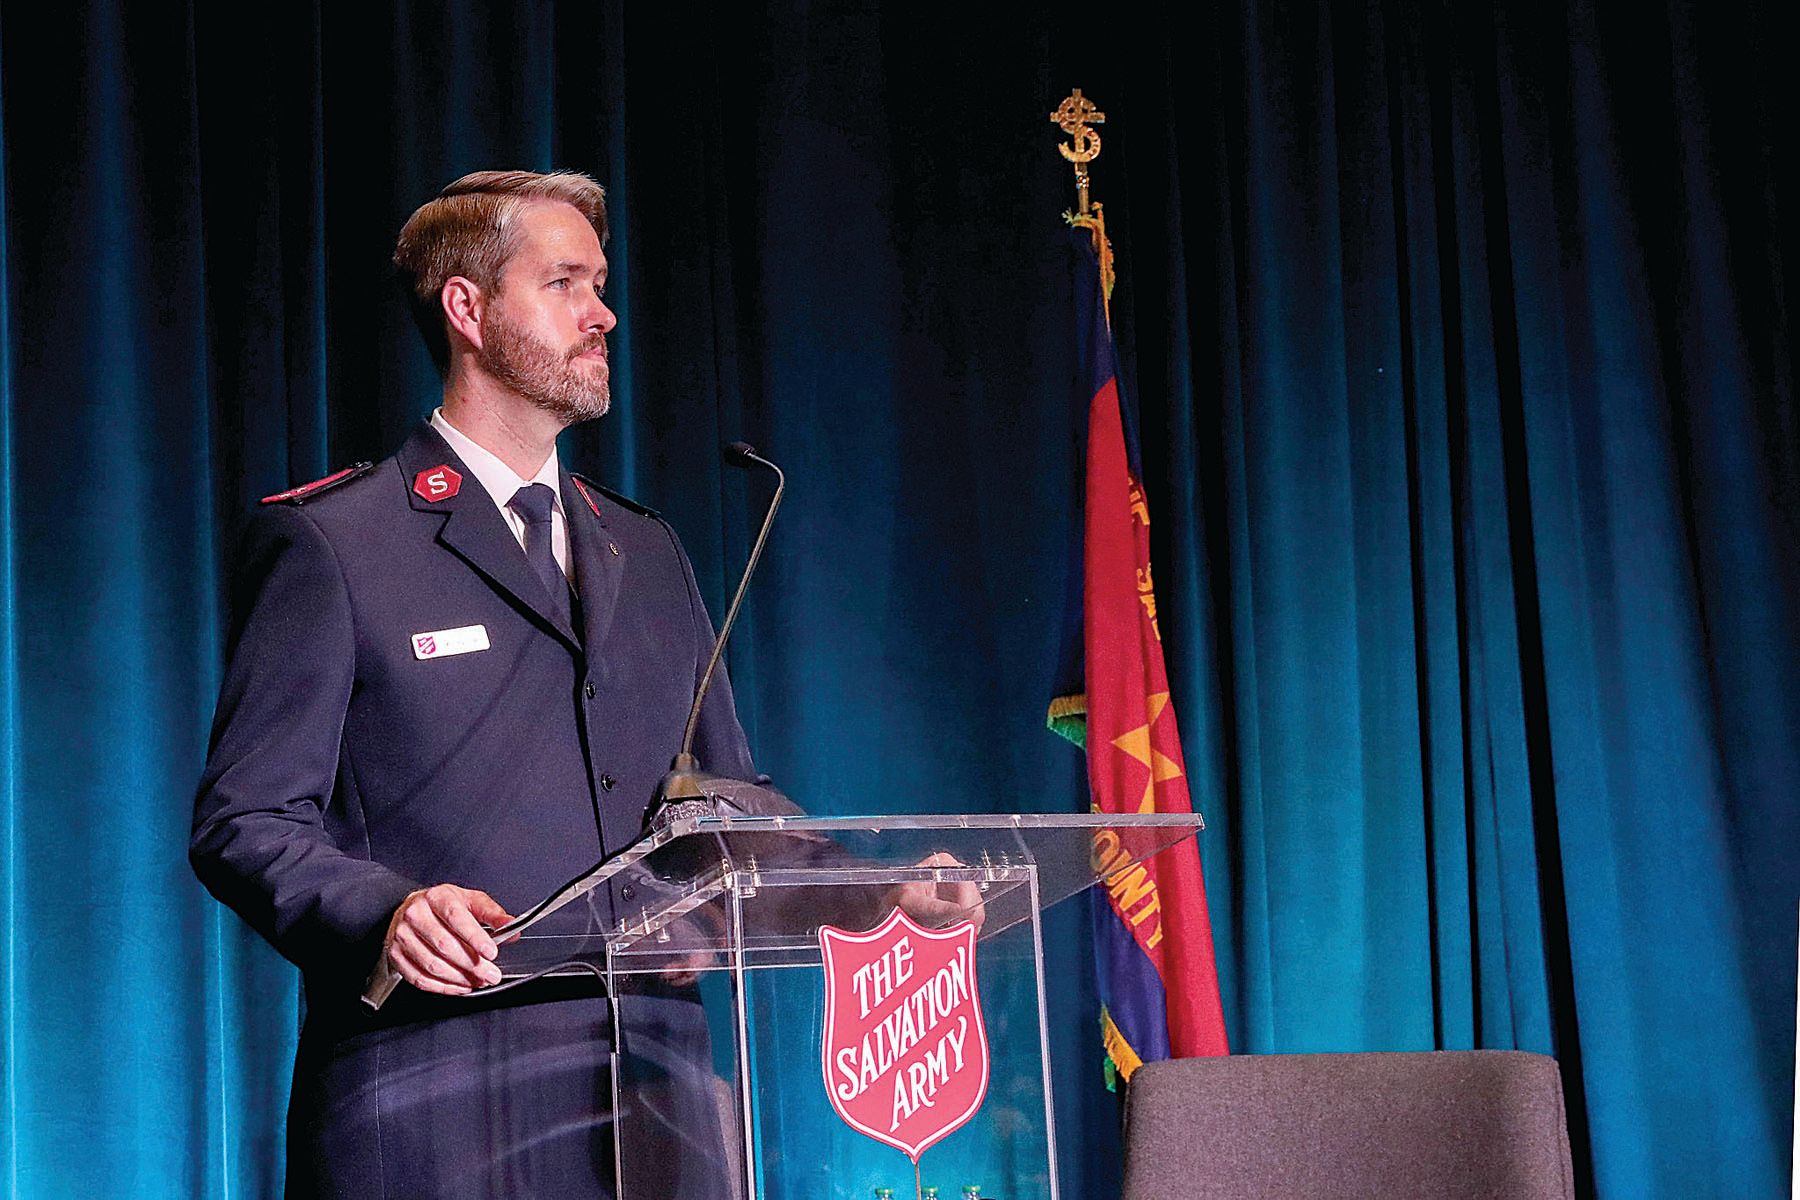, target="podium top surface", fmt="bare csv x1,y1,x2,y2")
666,811,1202,835
492,810,1205,977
